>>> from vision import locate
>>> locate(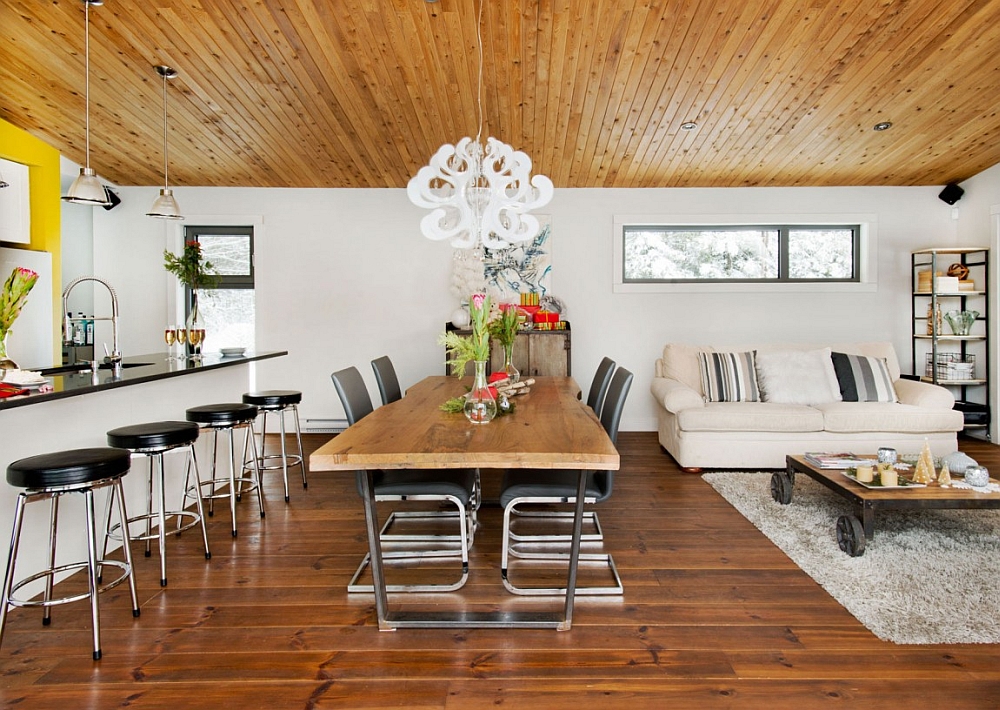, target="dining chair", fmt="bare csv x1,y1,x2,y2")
330,366,477,593
586,356,616,413
371,355,402,406
498,366,633,595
